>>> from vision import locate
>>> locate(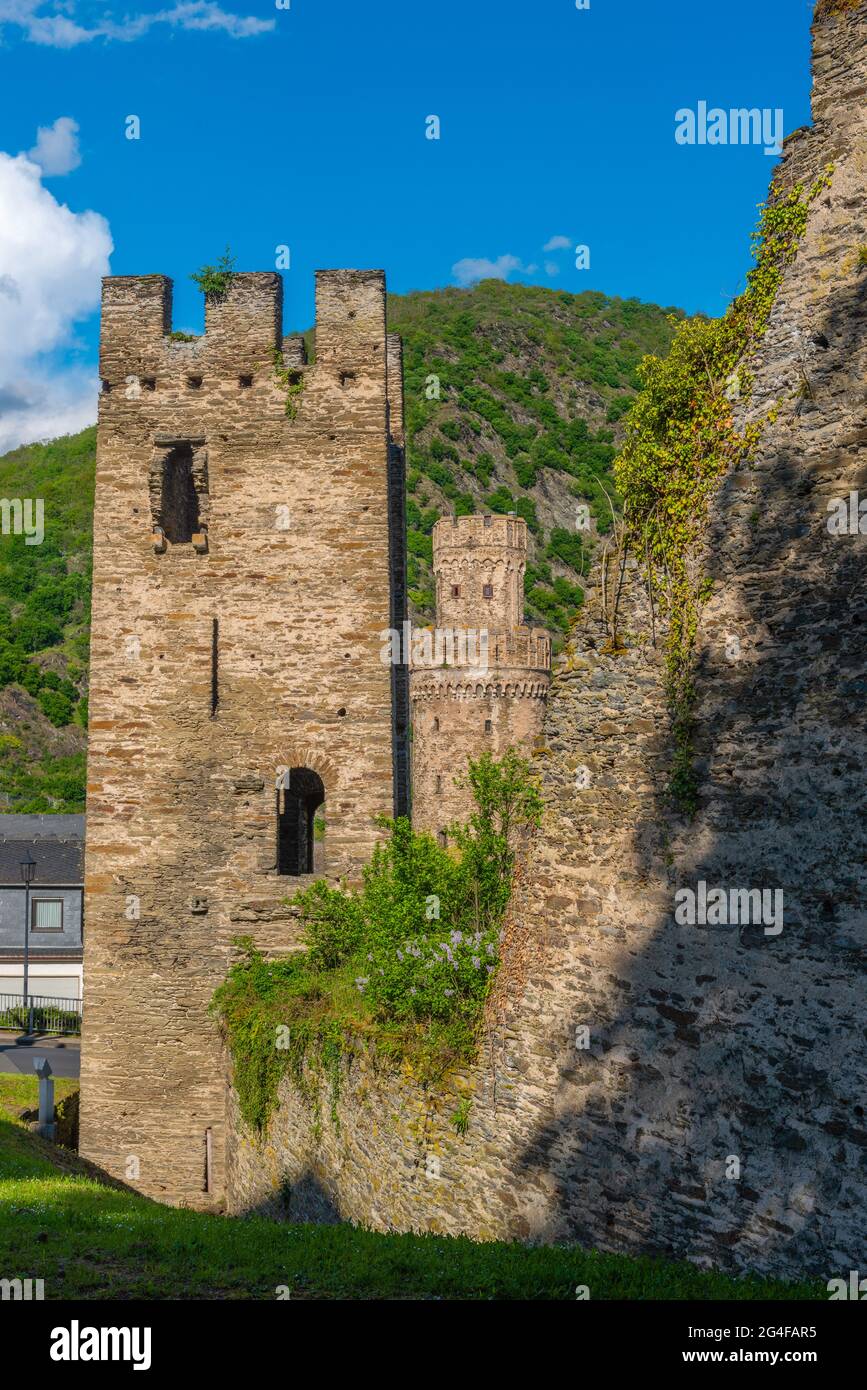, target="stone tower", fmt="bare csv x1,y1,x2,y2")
80,268,408,1207
409,514,550,835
